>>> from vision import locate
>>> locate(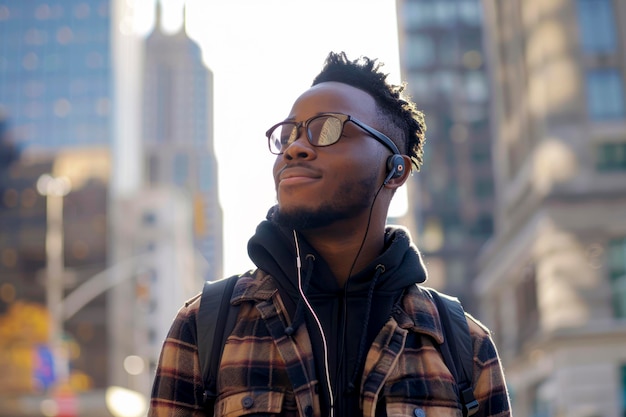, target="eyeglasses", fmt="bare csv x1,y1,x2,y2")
265,112,401,156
